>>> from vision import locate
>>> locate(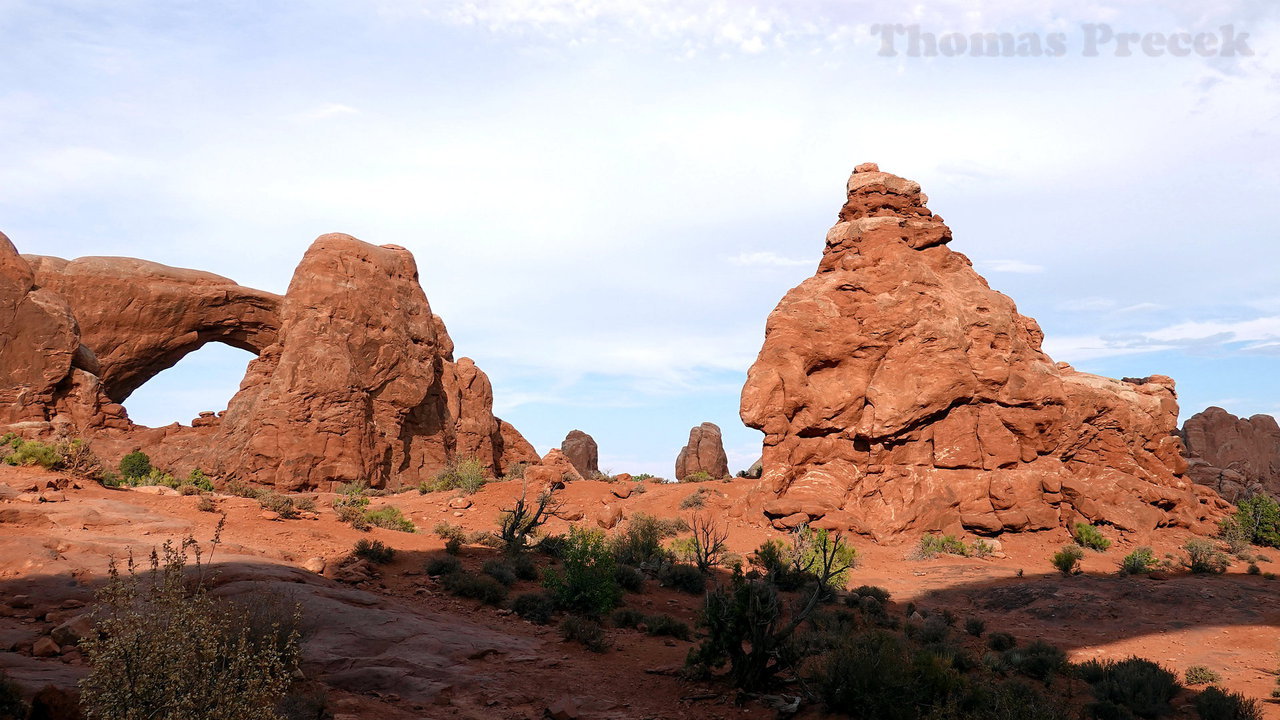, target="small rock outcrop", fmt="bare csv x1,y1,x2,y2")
740,164,1225,538
1182,407,1280,501
675,422,729,481
561,429,599,478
